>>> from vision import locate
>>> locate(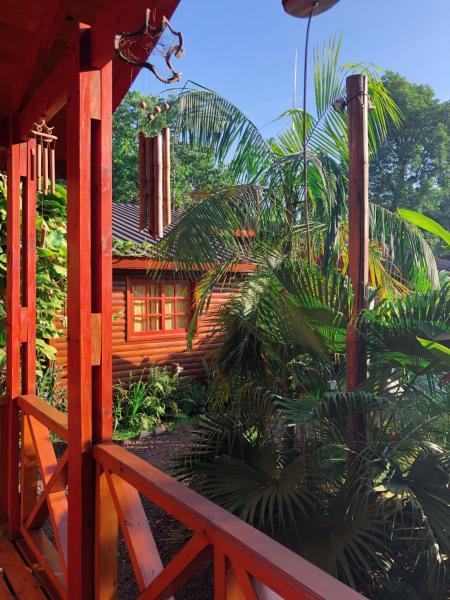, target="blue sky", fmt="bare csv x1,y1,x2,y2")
134,0,450,136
